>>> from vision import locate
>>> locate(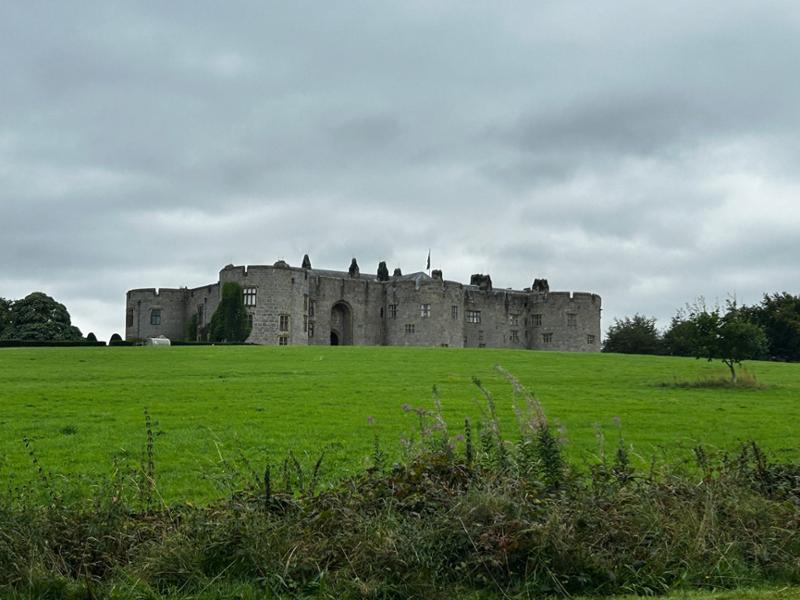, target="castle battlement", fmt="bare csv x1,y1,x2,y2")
126,256,601,351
